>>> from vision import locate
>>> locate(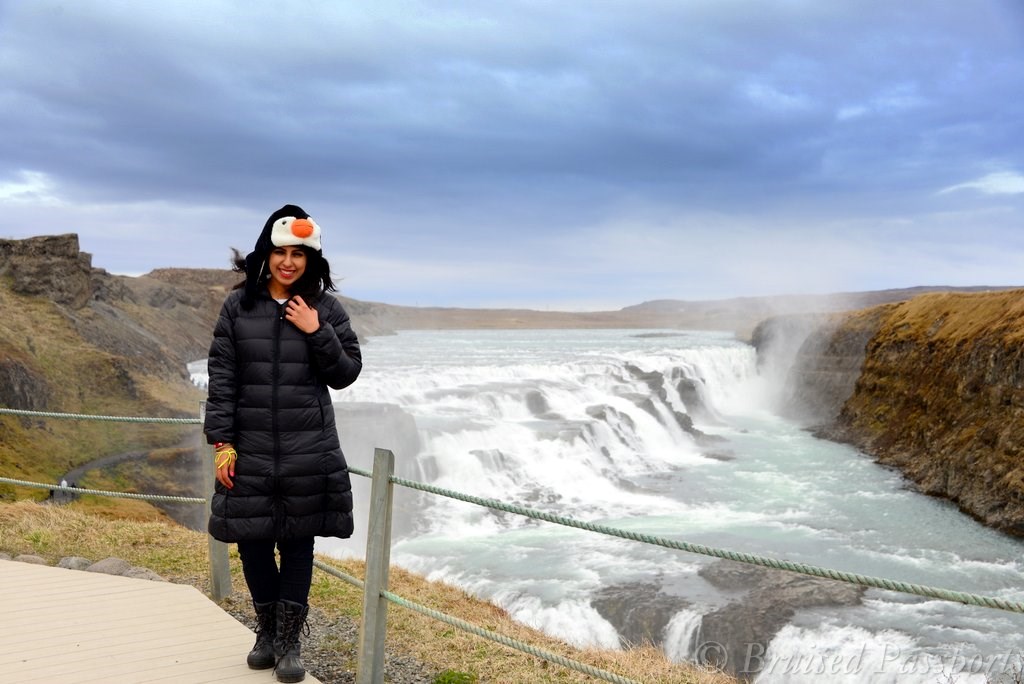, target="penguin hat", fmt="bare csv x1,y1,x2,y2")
241,204,323,307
